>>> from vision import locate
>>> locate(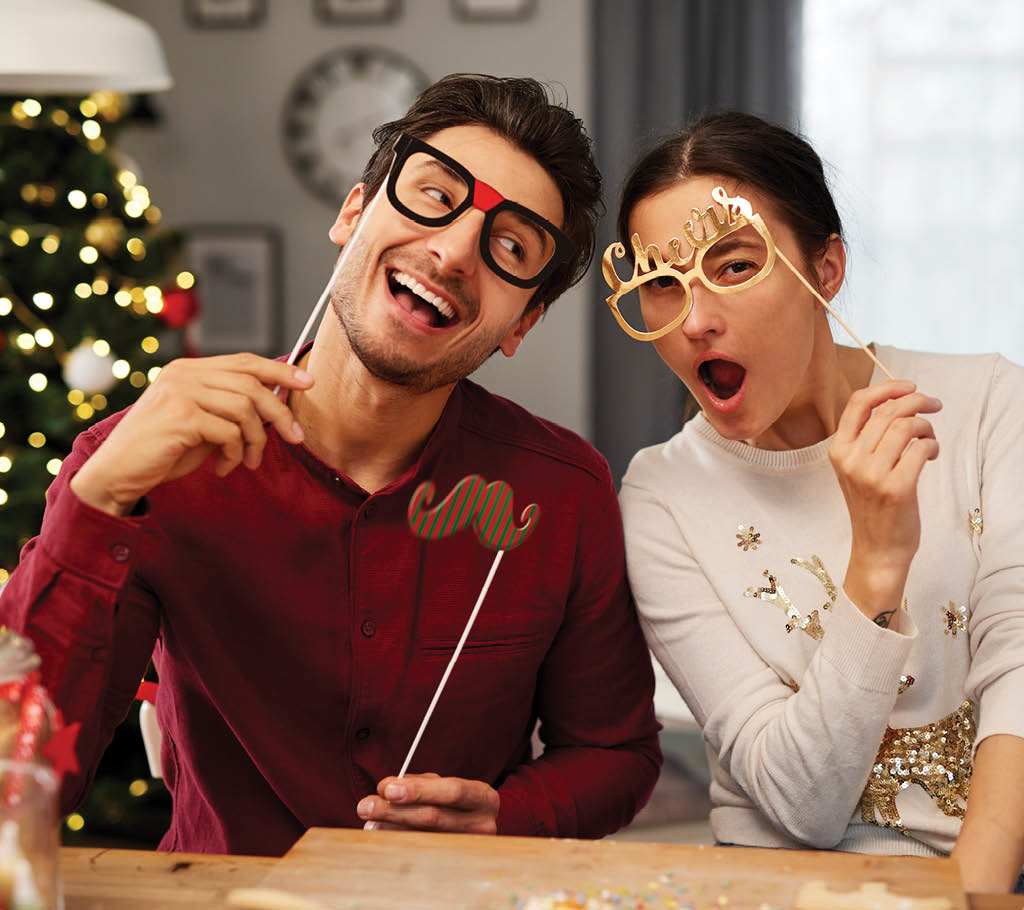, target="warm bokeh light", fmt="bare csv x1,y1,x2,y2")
10,228,29,247
41,234,60,254
176,271,196,290
22,98,42,117
0,490,7,506
90,394,107,410
147,366,162,383
34,329,53,347
111,359,130,380
66,814,85,832
46,458,62,476
114,290,132,307
91,192,108,208
129,371,147,388
79,99,98,118
74,283,92,299
126,237,145,258
92,339,111,357
92,277,109,295
124,201,144,218
117,170,137,189
28,373,47,392
28,432,46,448
16,334,35,351
79,245,99,264
76,403,95,420
67,189,87,209
67,389,85,406
0,457,11,473
51,109,69,126
141,336,159,354
82,119,101,140
33,292,53,310
0,298,11,316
